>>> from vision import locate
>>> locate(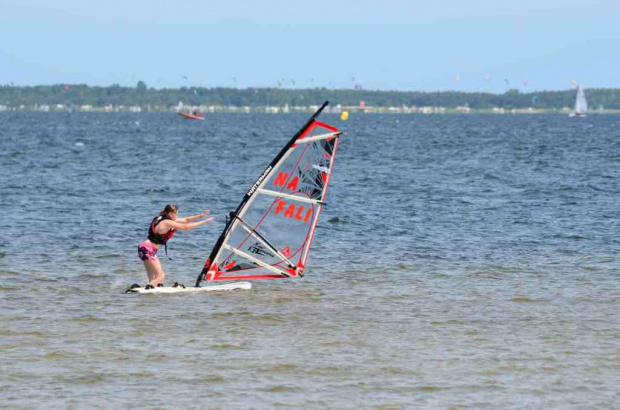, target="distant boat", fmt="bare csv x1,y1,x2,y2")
569,85,587,117
178,111,205,120
176,101,204,121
